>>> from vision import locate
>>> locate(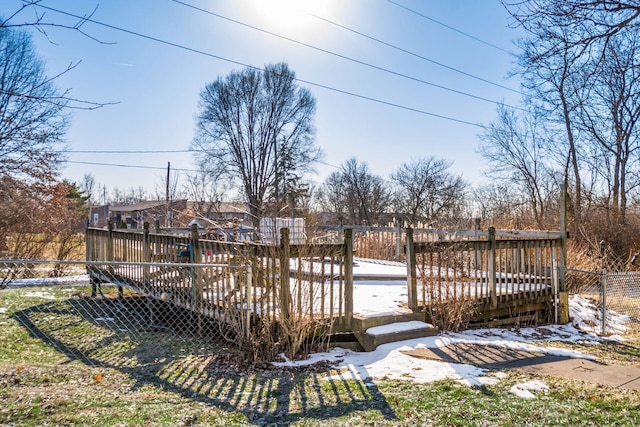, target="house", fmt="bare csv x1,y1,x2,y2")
186,201,253,226
88,200,188,229
88,200,254,234
88,204,110,228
